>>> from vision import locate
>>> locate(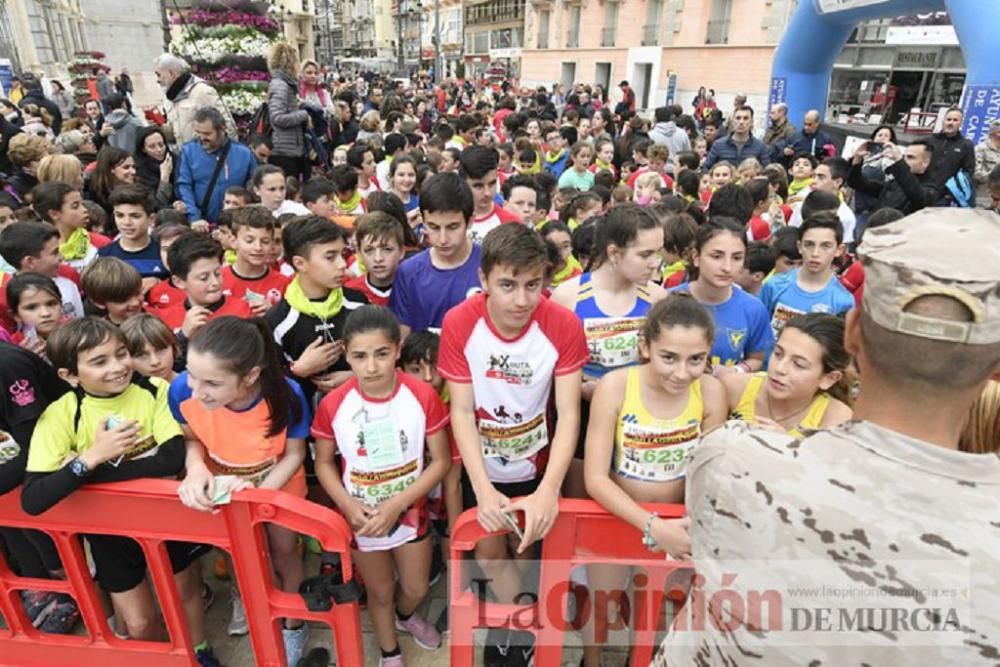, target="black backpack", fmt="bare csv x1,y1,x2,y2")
248,101,271,139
